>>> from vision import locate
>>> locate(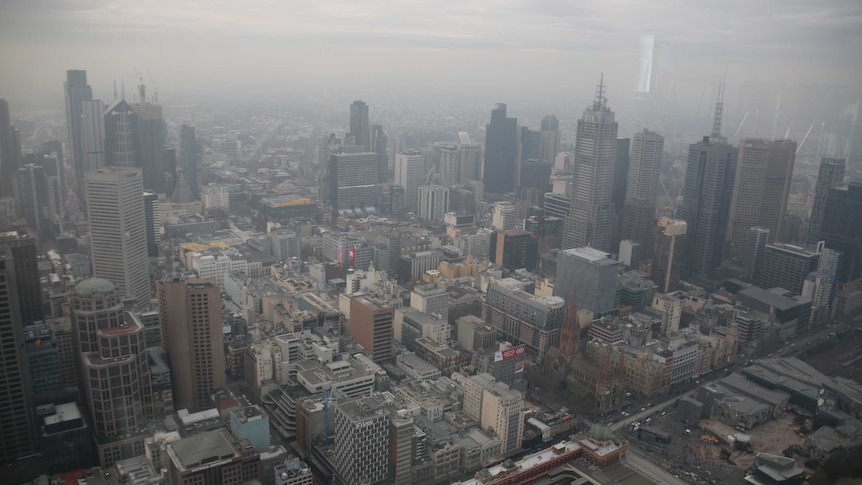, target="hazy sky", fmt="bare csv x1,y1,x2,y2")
1,0,861,112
